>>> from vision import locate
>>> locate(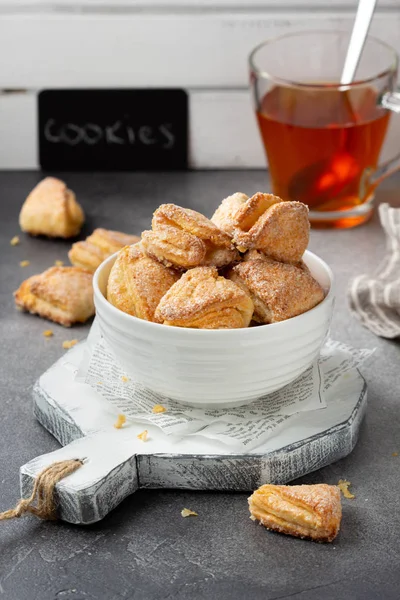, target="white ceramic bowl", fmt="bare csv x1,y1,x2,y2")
93,250,334,408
